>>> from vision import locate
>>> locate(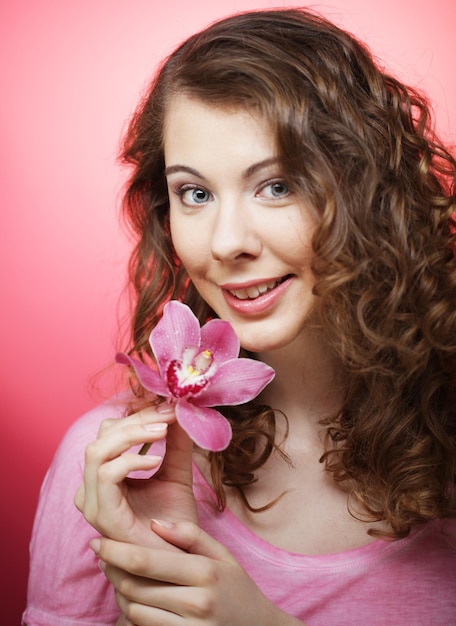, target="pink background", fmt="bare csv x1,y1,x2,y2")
1,0,454,621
